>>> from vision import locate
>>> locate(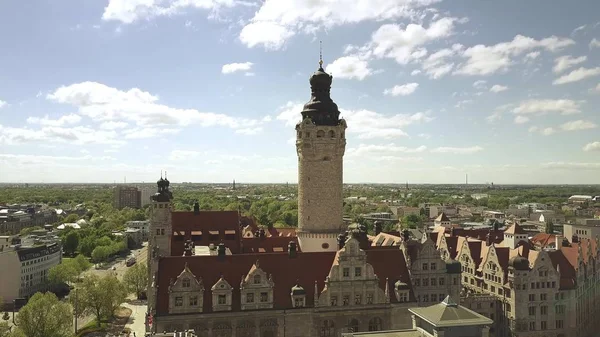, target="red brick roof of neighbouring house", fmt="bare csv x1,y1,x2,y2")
155,248,412,315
